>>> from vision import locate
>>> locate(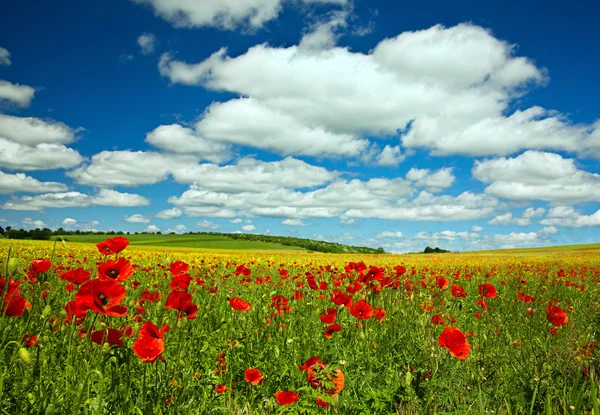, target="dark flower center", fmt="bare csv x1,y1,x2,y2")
109,269,118,278
97,293,109,306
